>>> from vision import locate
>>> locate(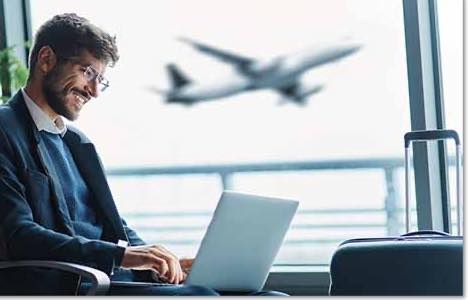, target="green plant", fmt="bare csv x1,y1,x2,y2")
0,43,30,104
